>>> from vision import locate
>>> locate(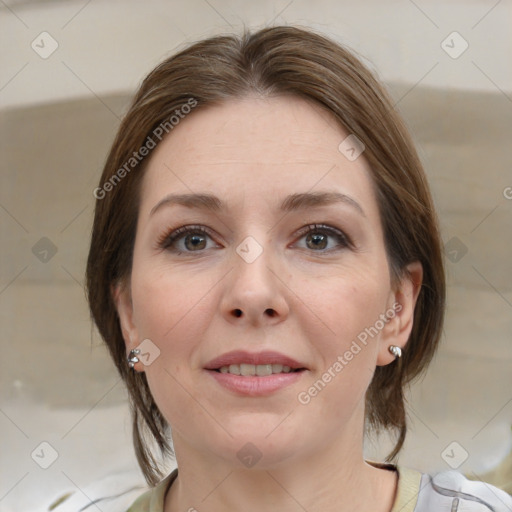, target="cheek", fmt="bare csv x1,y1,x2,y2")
130,263,210,360
129,258,228,403
298,280,384,415
299,270,390,405
303,270,390,345
130,269,211,423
